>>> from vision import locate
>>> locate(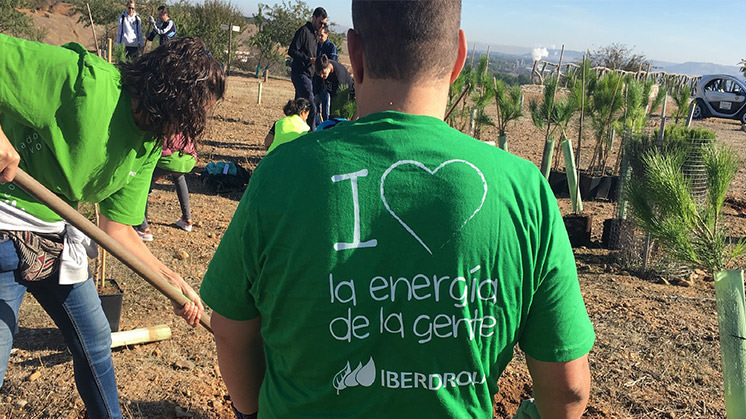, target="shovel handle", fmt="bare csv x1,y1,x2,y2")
12,169,212,333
